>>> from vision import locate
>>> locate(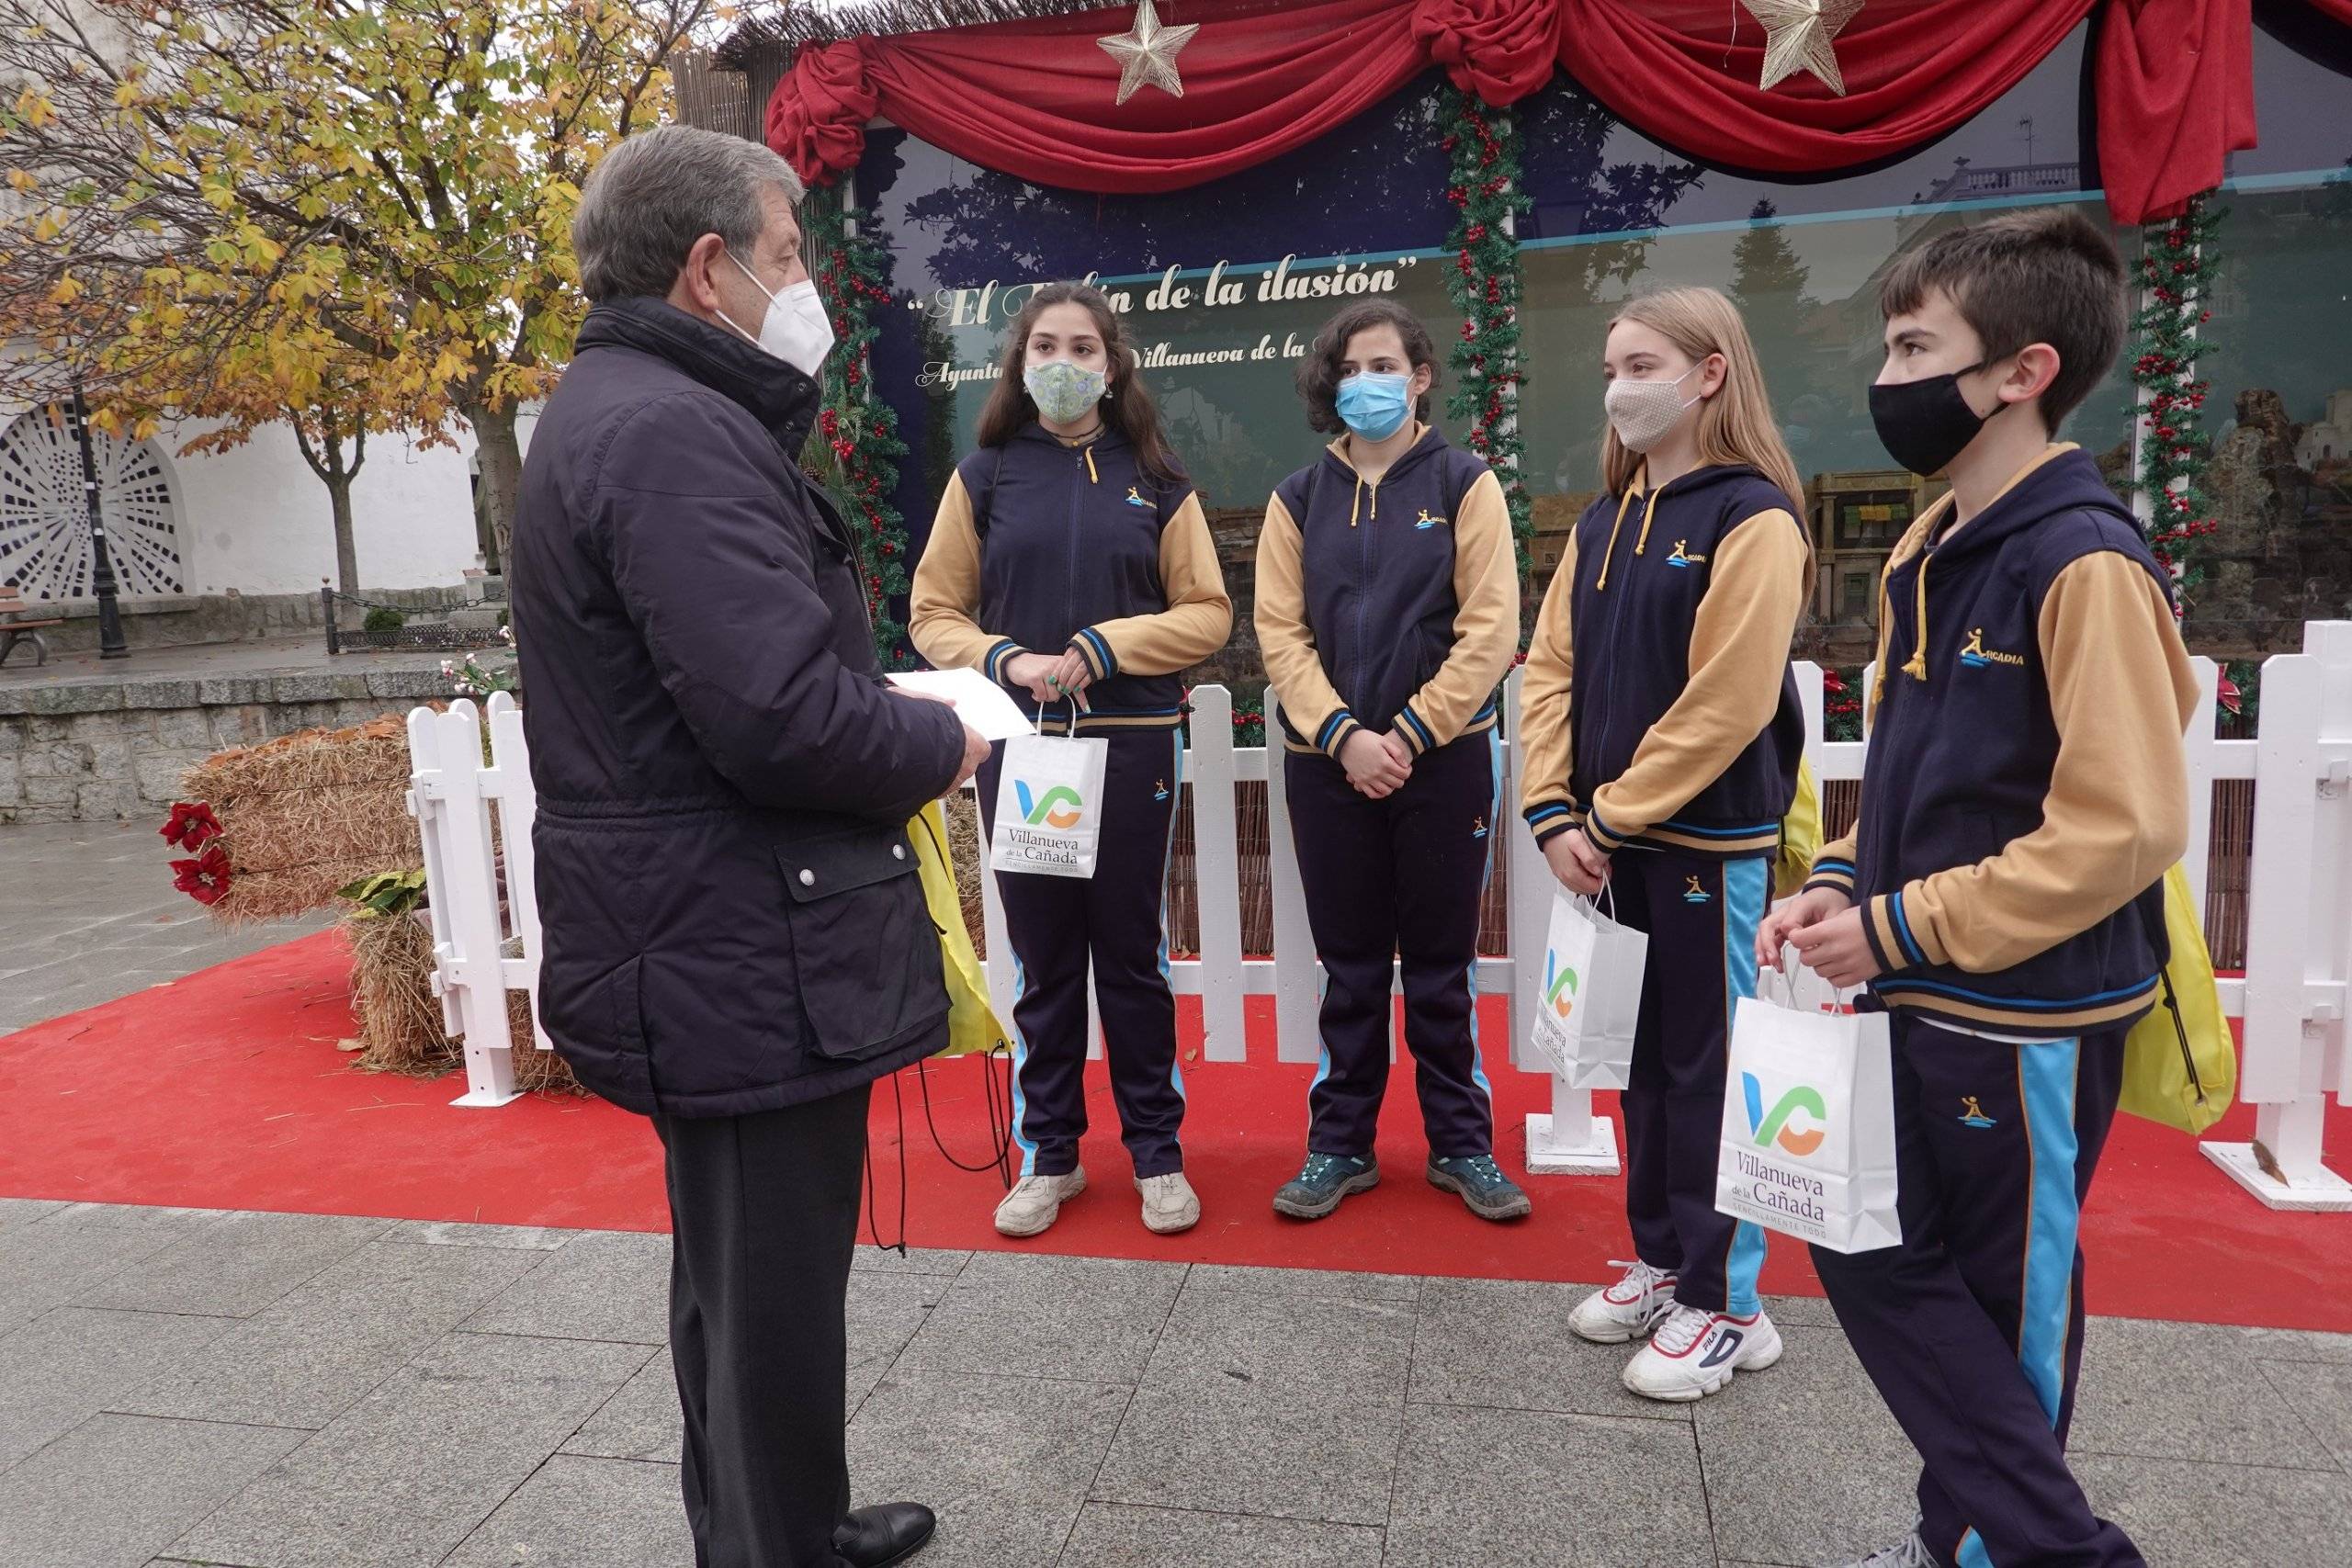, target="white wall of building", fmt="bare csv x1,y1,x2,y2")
165,413,537,595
